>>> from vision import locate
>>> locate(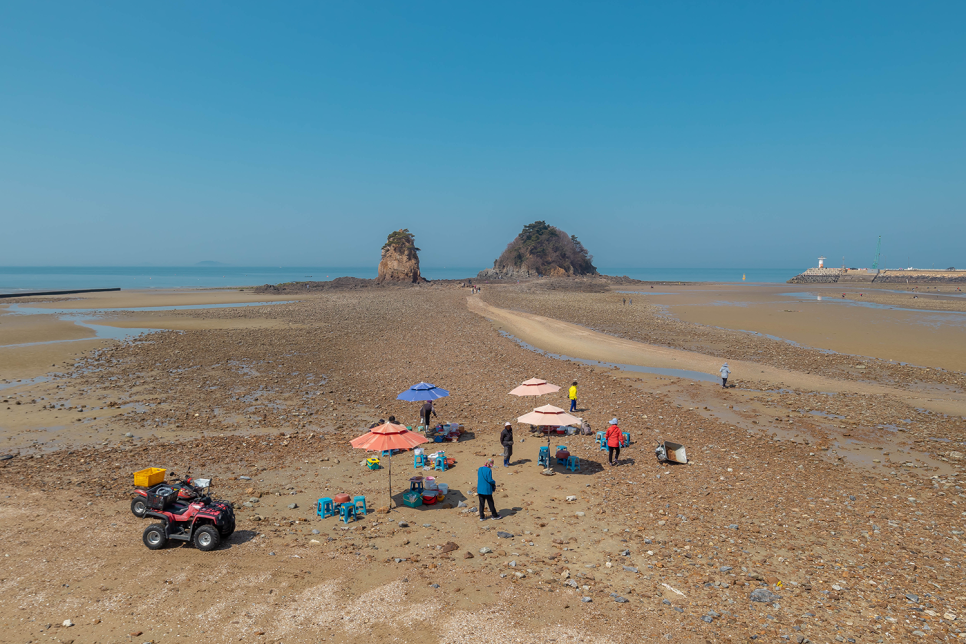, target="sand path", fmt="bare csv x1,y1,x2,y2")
468,297,966,418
